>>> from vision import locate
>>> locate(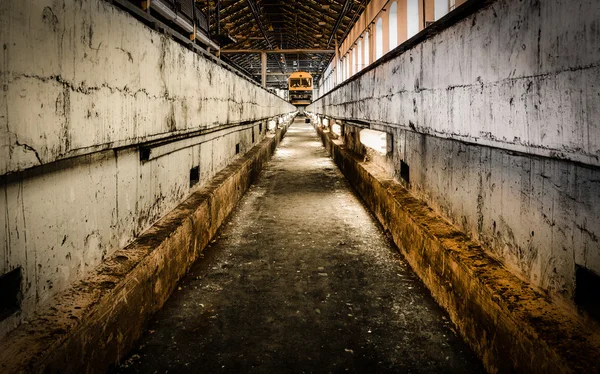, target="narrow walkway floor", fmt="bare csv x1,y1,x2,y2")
115,118,484,373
